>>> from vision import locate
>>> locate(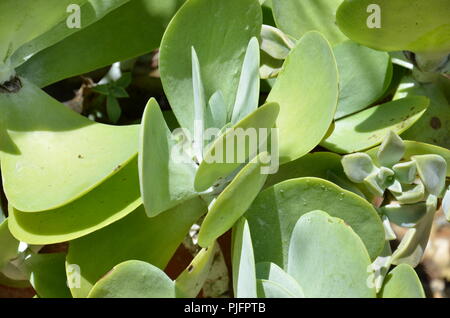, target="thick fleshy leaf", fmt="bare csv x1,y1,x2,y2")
379,264,425,298
0,0,89,62
395,76,450,149
139,98,197,217
393,183,425,205
272,0,346,44
337,0,450,53
255,262,304,297
198,152,270,247
246,177,385,268
10,0,129,68
267,31,338,163
367,141,450,177
67,200,206,298
231,37,260,125
321,97,429,154
288,211,376,298
175,243,217,298
412,155,447,196
370,241,393,292
0,78,139,212
17,0,183,87
391,195,437,267
333,41,392,119
88,260,175,298
232,218,257,298
260,25,295,60
393,161,417,184
25,253,72,298
341,153,376,183
194,102,279,192
0,220,19,269
380,202,427,228
363,168,394,197
377,131,405,167
159,0,262,133
8,158,141,245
